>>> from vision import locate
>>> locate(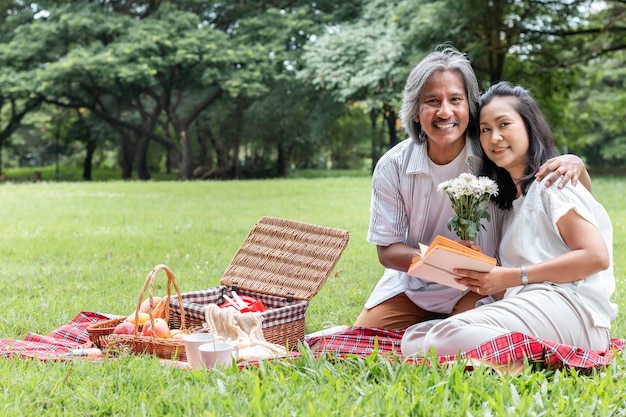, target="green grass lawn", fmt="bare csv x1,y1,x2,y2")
1,176,625,416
